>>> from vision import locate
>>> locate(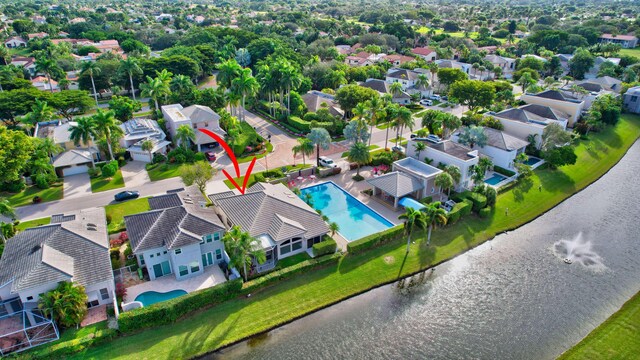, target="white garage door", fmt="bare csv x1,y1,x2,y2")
63,165,89,176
